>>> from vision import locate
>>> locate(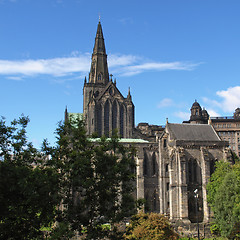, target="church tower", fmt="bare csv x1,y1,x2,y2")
83,21,135,138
